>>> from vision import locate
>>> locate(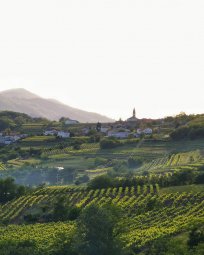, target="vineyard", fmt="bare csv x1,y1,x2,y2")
0,162,6,170
0,184,204,251
43,143,100,156
137,150,204,173
0,129,204,253
85,167,112,179
0,184,159,222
